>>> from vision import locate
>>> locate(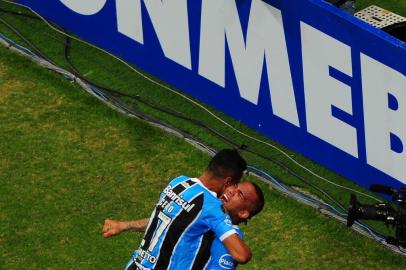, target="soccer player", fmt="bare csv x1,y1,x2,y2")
205,181,264,269
106,149,251,269
103,181,265,270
